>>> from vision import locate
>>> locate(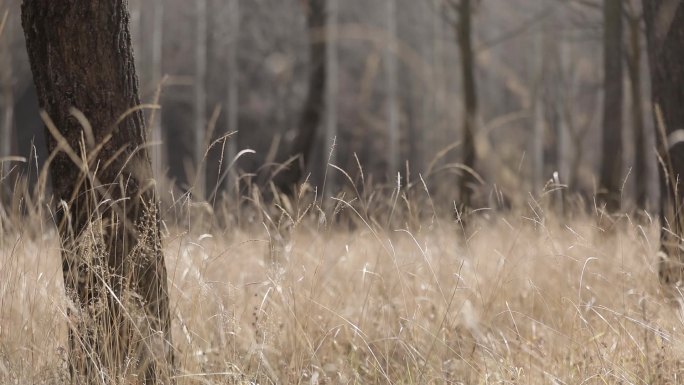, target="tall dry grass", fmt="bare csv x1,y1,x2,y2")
1,166,683,384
